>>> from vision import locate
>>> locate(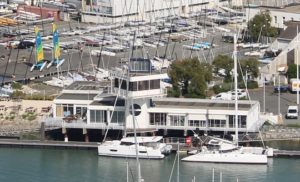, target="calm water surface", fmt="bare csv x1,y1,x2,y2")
0,142,300,182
